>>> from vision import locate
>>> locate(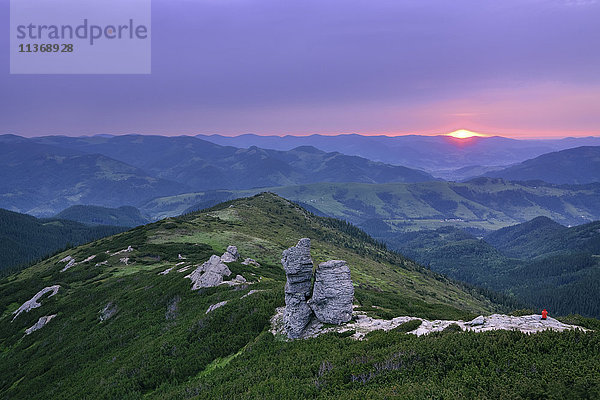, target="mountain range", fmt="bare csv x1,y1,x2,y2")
1,134,435,216
199,133,600,178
